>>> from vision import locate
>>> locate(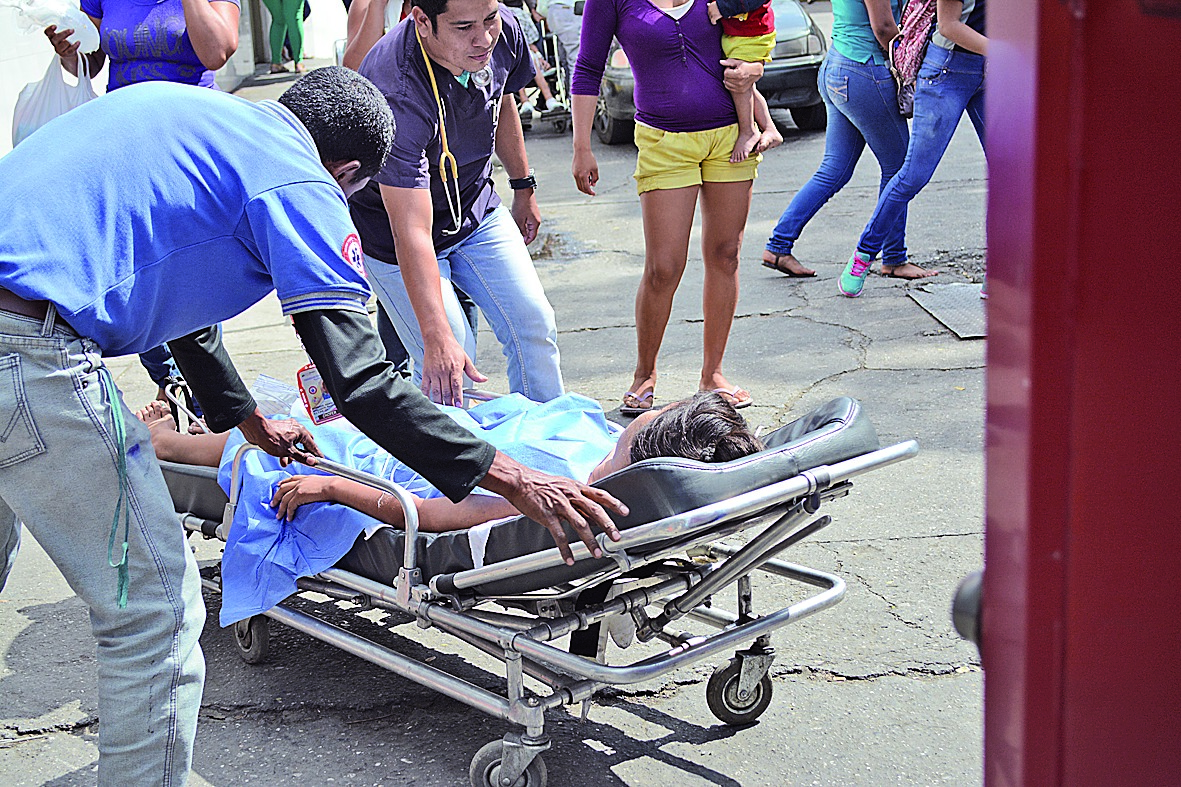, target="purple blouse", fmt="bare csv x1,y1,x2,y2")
571,0,737,133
